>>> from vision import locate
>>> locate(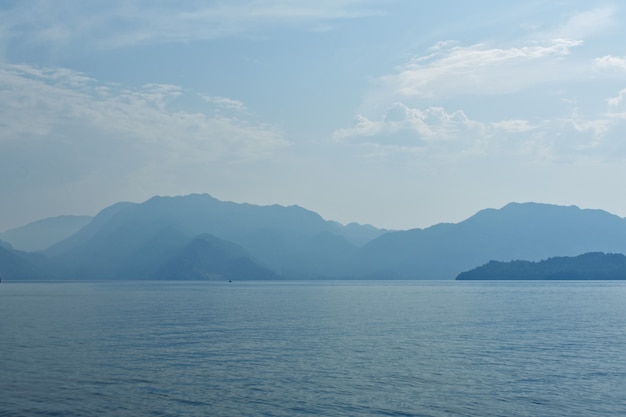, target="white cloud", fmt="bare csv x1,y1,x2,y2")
384,39,583,98
335,103,492,158
607,88,626,109
334,101,626,162
334,103,483,145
